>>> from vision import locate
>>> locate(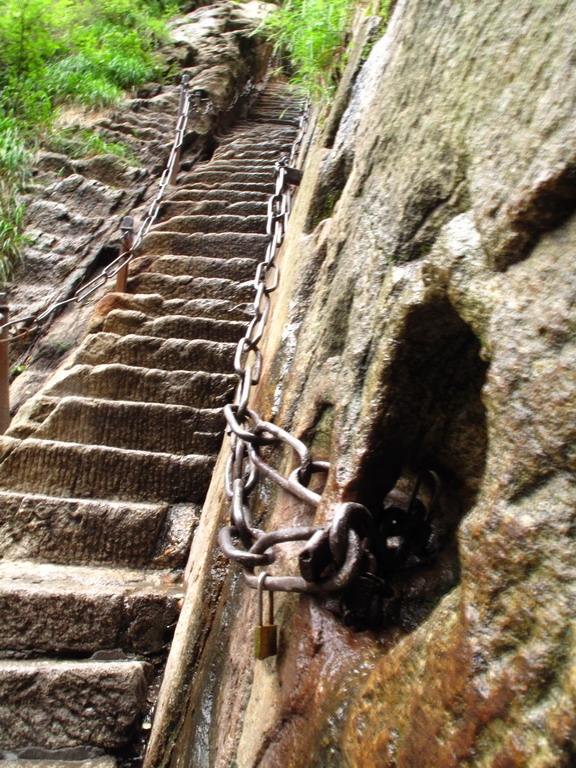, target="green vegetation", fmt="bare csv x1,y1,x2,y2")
45,127,138,162
0,0,175,124
263,0,390,101
0,0,175,281
0,119,30,280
